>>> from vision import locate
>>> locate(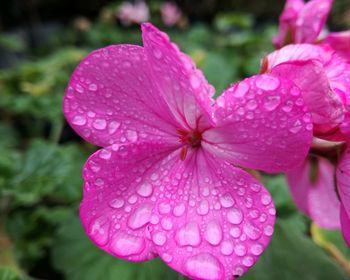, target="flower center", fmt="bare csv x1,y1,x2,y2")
177,128,202,160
